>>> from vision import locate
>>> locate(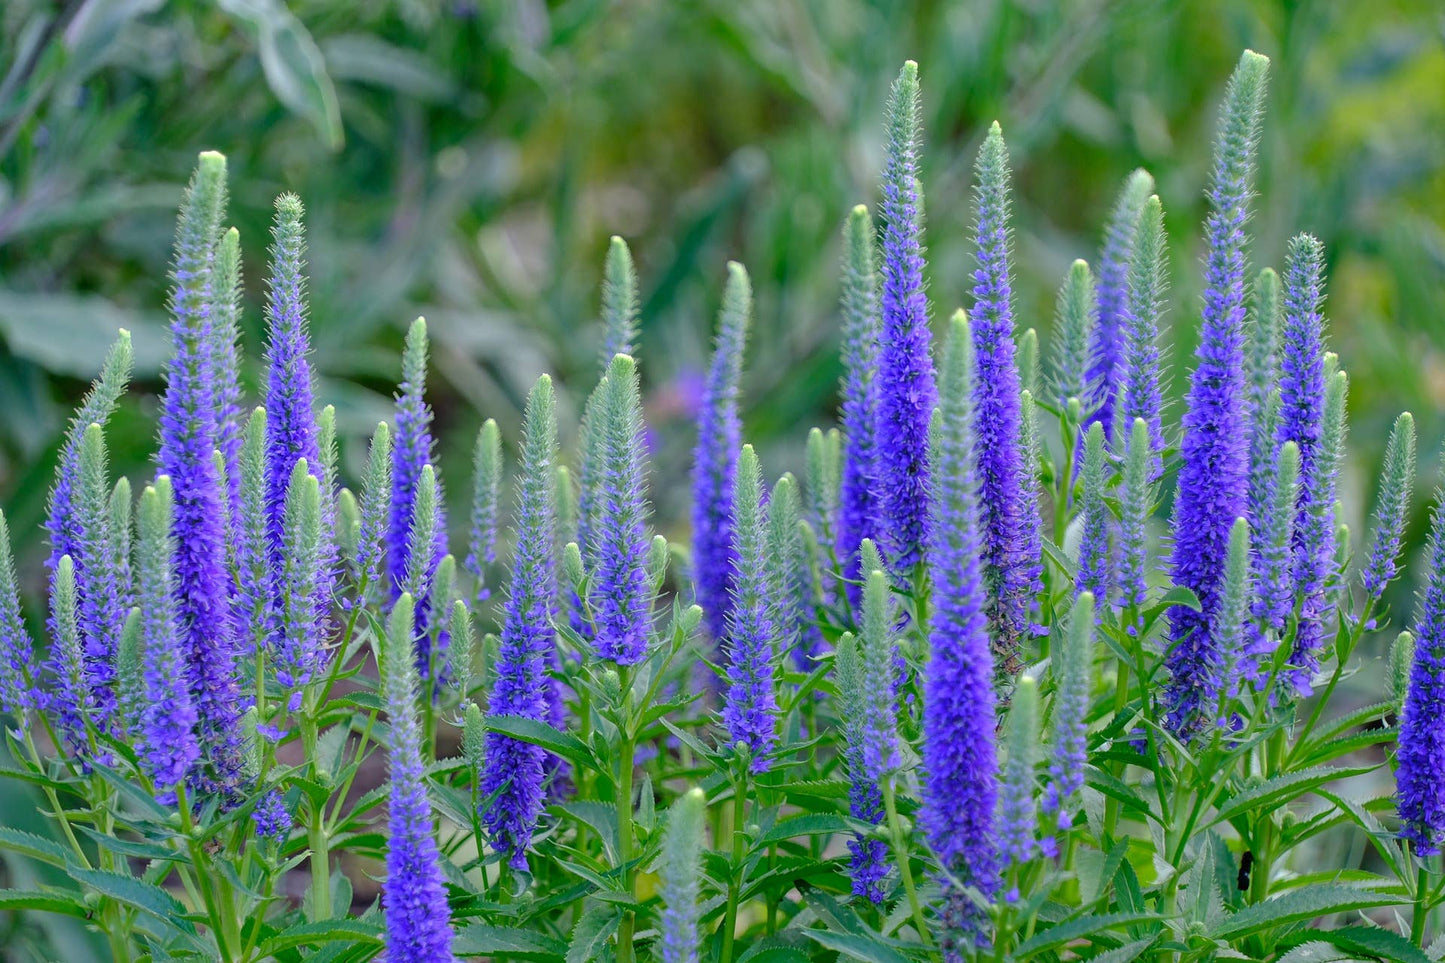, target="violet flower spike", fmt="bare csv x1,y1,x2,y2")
0,512,37,720
135,478,201,801
690,262,751,644
875,61,936,581
1164,50,1269,736
1288,368,1347,694
835,632,890,902
156,150,244,794
837,204,883,607
381,593,457,963
970,122,1040,659
924,311,999,945
721,444,780,772
1074,423,1111,601
481,375,560,869
586,354,653,666
387,317,448,597
1397,478,1445,855
997,674,1040,866
1088,169,1154,441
